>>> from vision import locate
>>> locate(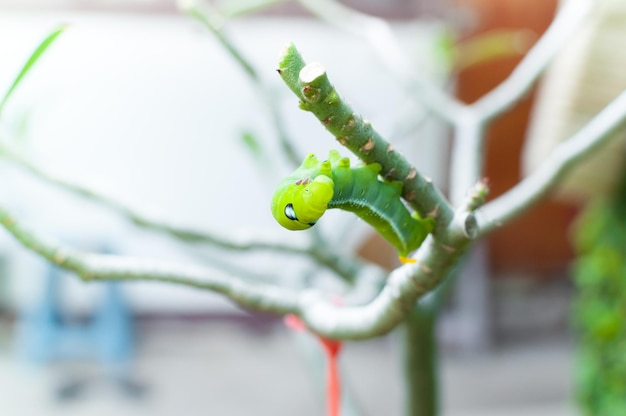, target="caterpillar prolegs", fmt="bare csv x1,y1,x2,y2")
271,150,433,261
